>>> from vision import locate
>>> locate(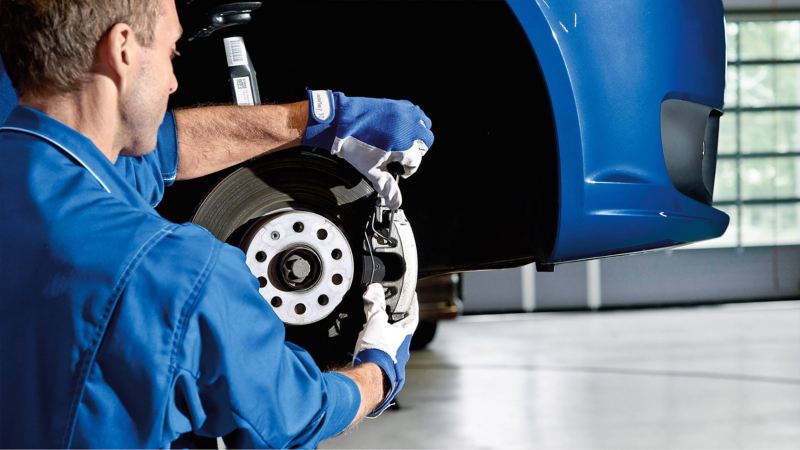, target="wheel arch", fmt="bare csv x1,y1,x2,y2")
166,0,569,276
